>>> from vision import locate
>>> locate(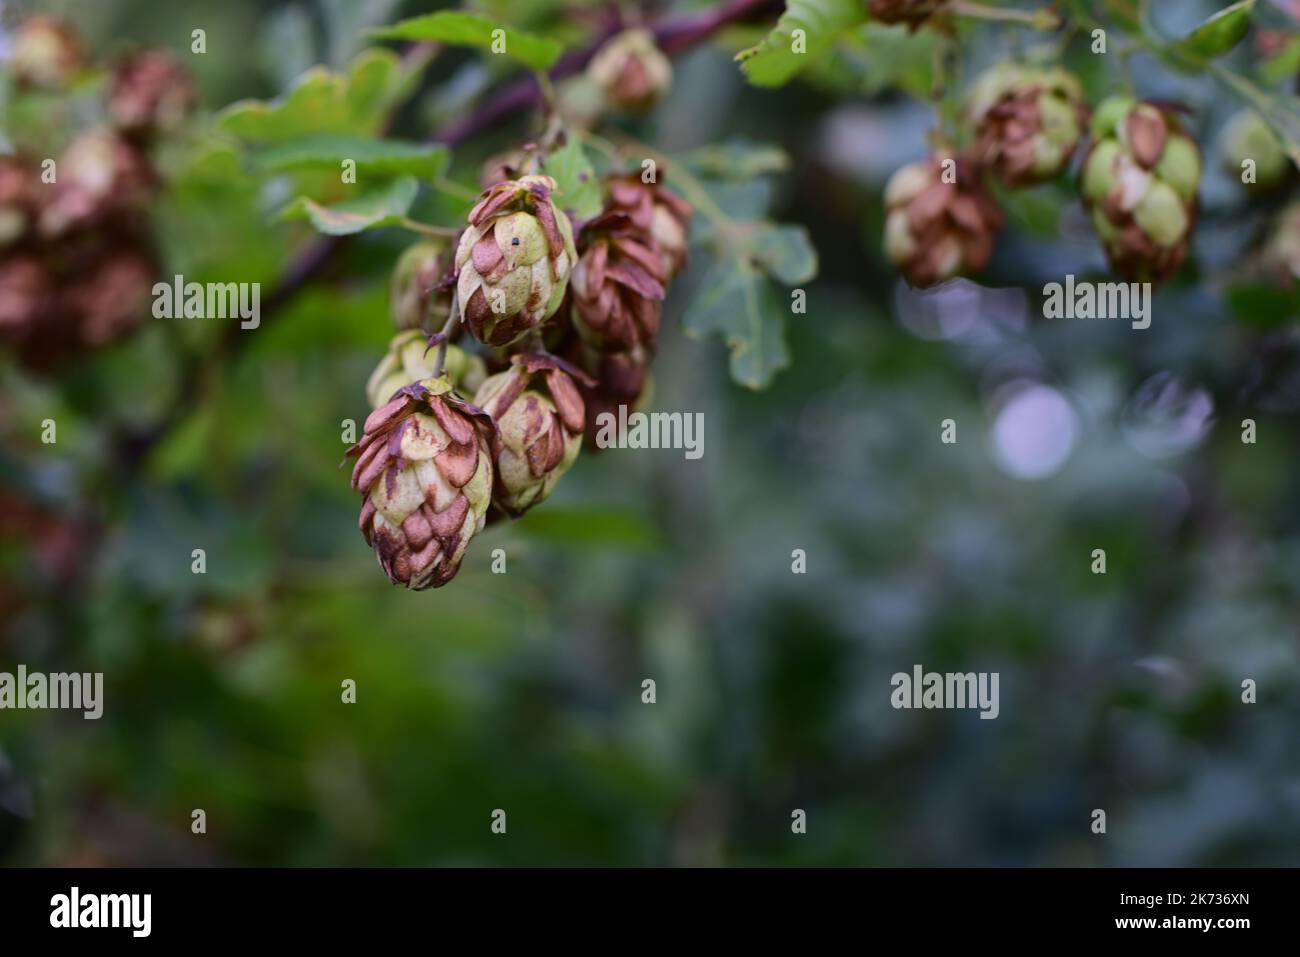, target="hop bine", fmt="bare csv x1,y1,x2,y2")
473,354,592,517
455,175,577,348
967,64,1088,187
867,0,951,29
348,379,496,590
883,154,1003,287
1081,97,1201,285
